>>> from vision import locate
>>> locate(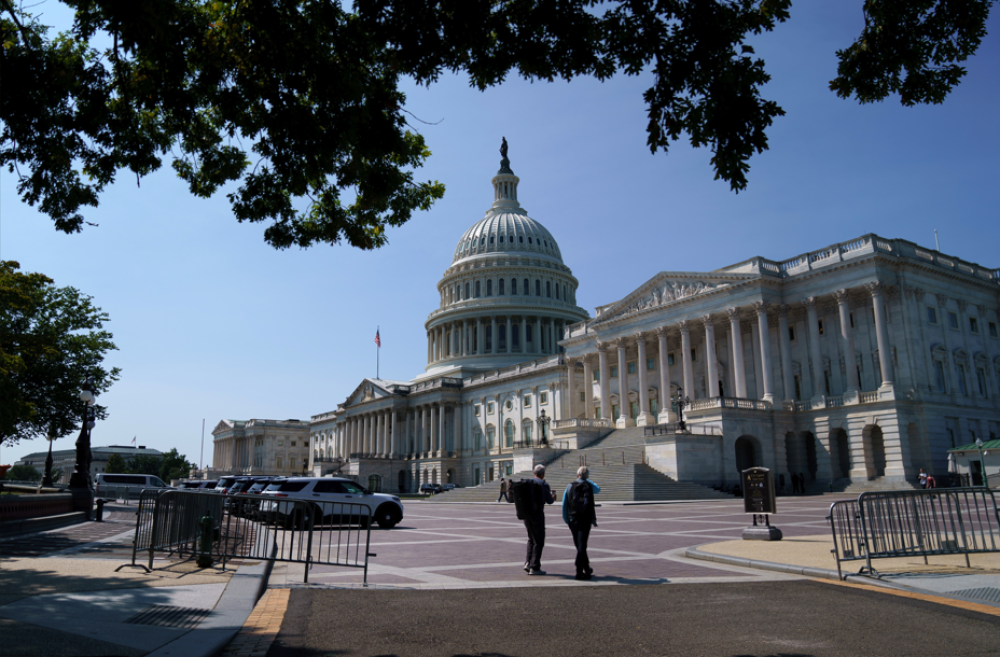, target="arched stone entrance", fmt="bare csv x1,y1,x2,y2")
863,425,887,478
446,468,455,484
398,469,408,494
785,431,818,485
830,428,851,479
735,435,760,475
